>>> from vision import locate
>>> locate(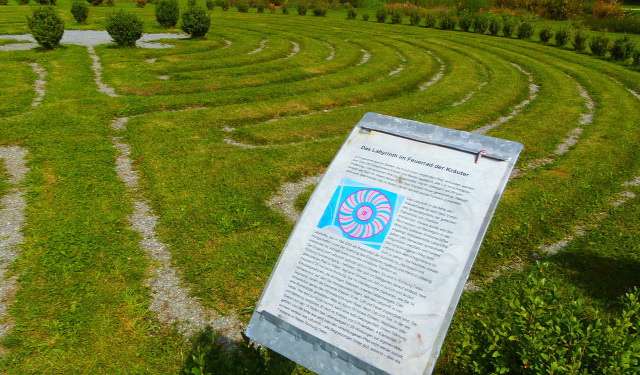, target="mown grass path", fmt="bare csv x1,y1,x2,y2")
1,4,639,373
